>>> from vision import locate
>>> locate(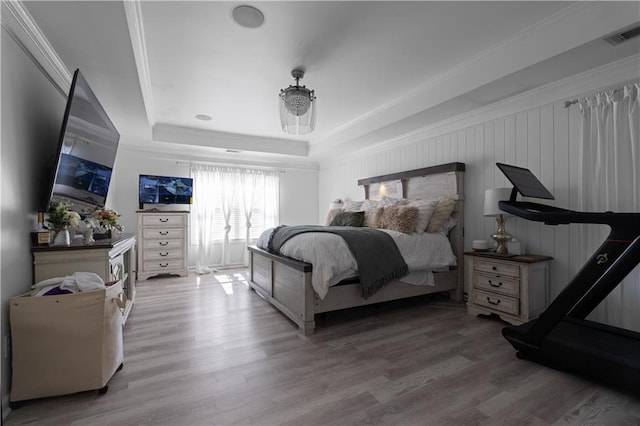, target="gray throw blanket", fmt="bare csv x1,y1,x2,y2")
268,225,409,298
